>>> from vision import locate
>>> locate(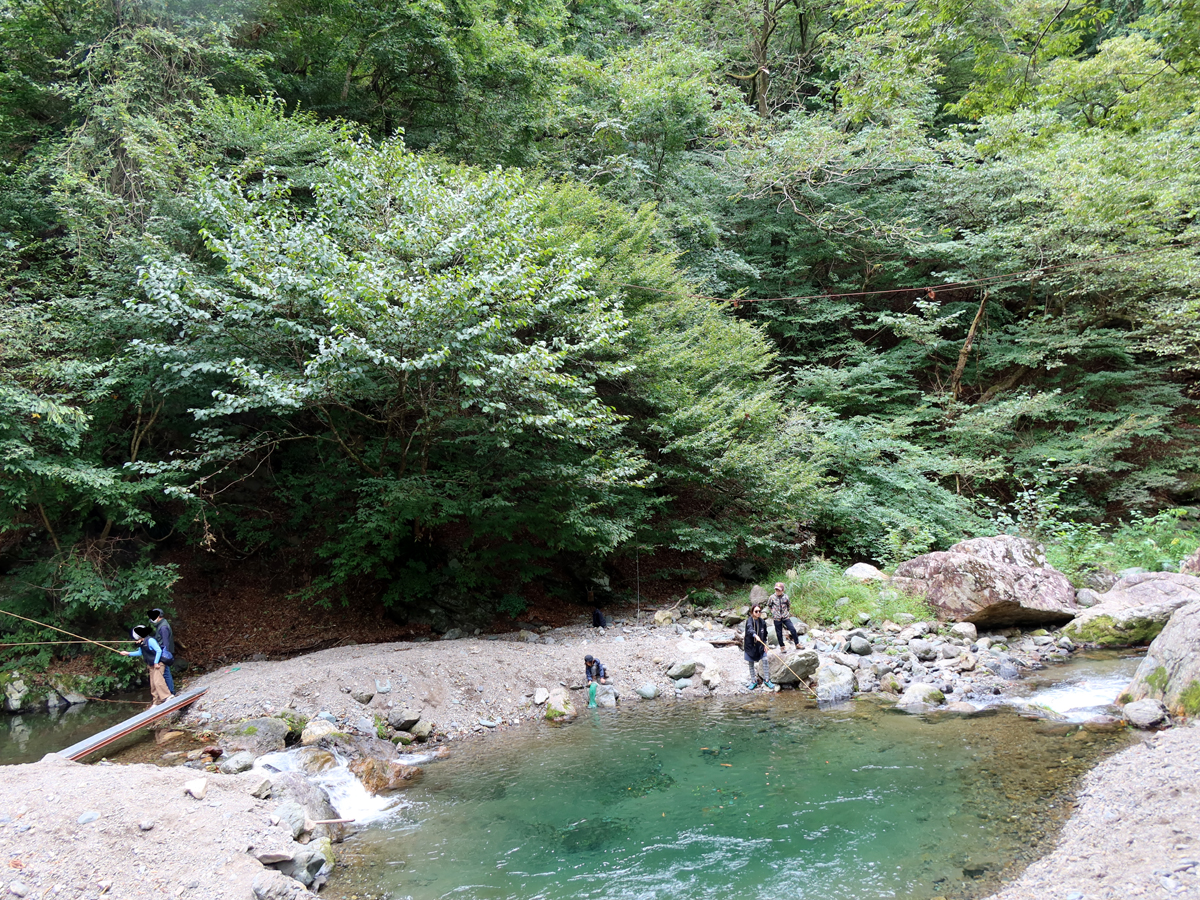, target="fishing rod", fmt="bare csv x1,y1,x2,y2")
753,632,817,697
0,608,126,653
0,640,135,647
